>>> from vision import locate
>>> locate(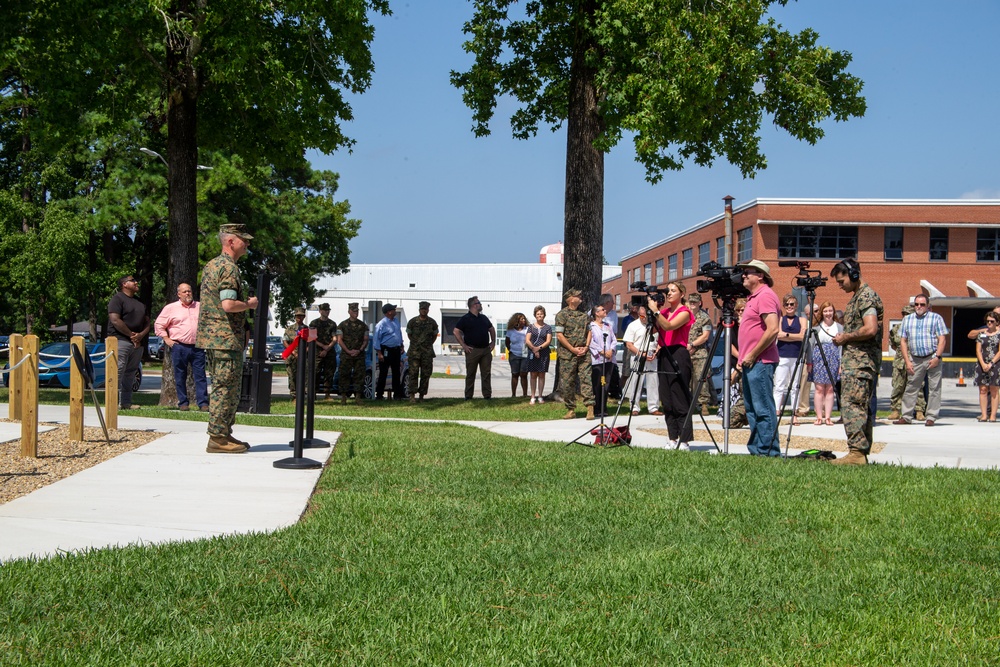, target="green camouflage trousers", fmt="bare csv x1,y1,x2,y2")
690,352,713,407
890,363,926,414
841,368,876,454
316,351,337,394
408,351,433,397
338,354,366,397
206,349,242,438
559,354,594,410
